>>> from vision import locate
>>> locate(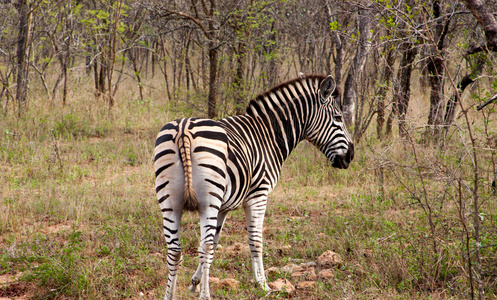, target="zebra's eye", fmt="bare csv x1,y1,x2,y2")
334,115,342,123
